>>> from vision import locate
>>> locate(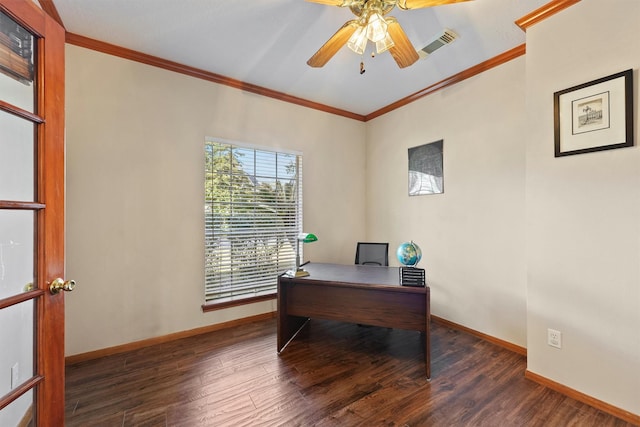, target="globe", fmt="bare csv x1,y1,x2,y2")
396,241,422,267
